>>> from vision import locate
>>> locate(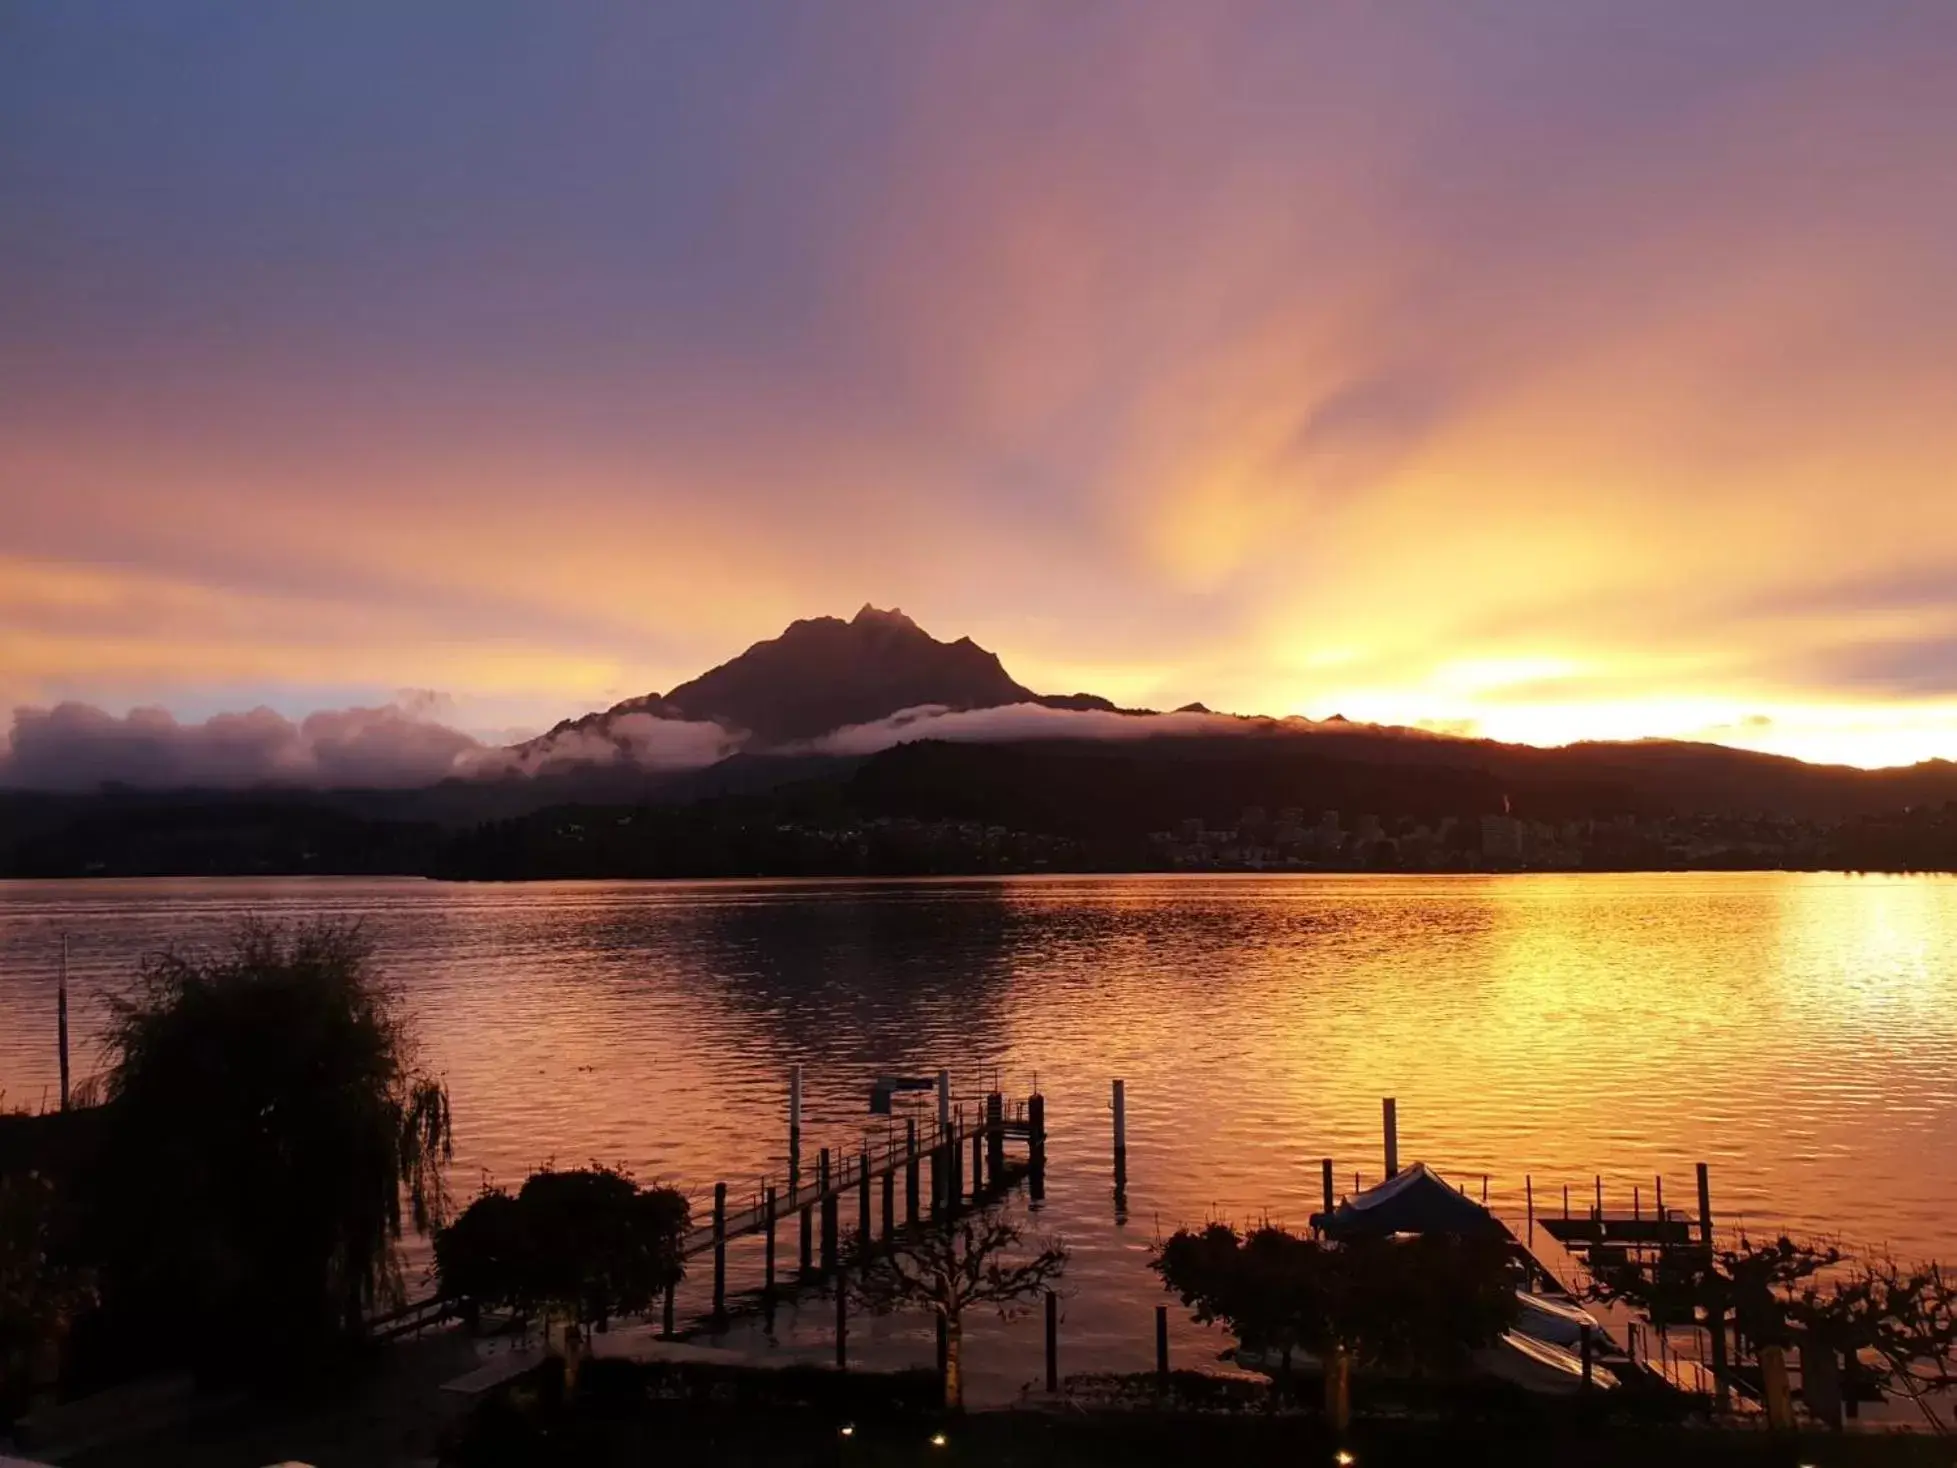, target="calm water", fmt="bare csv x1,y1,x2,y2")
4,873,1955,1399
